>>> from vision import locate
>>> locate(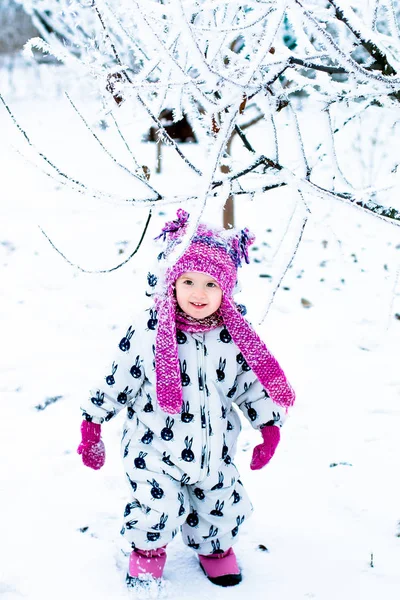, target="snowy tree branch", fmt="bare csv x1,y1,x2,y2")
39,209,153,273
327,0,397,76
